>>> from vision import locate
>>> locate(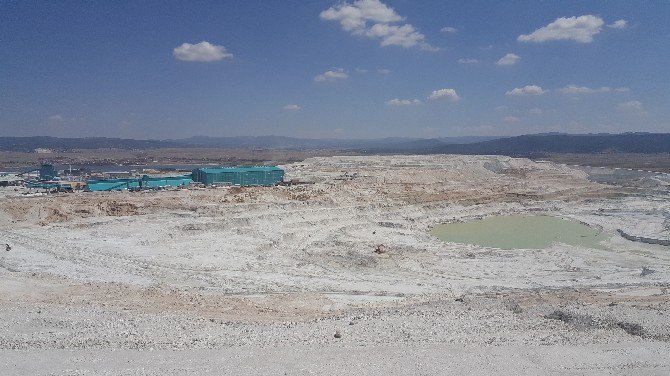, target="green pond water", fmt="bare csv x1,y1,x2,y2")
430,215,607,250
